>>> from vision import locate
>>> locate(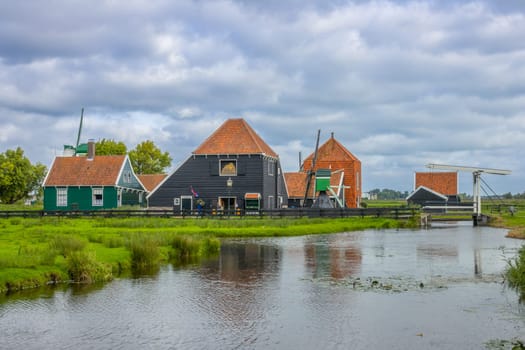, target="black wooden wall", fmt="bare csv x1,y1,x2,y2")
148,154,288,209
